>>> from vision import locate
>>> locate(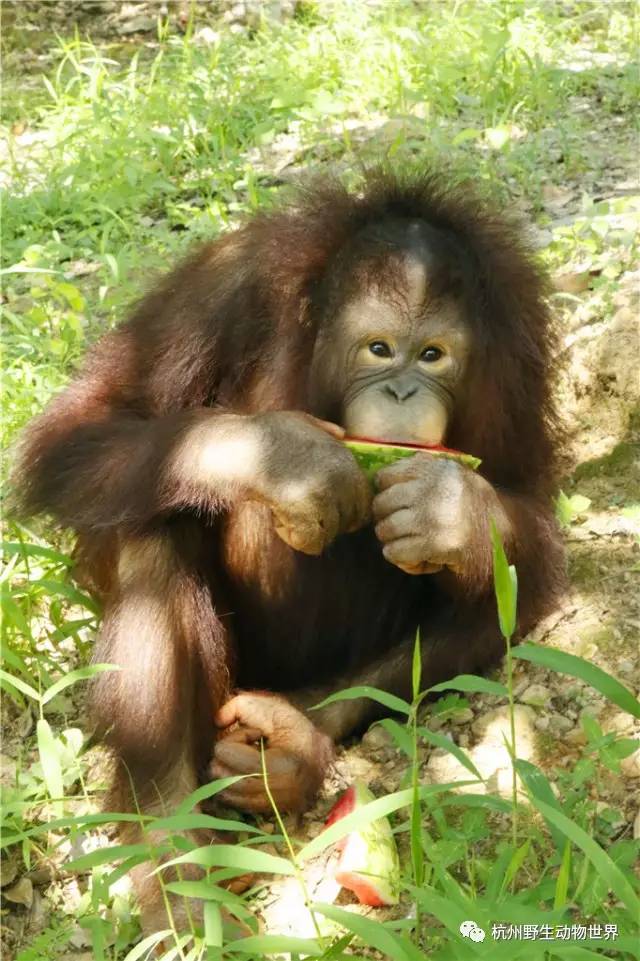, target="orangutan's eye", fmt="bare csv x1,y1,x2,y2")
369,341,392,358
420,345,444,363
